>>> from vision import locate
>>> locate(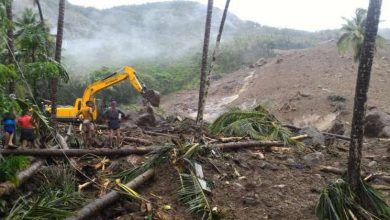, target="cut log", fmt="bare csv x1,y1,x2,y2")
319,166,345,175
66,169,154,220
0,147,155,157
212,141,285,151
291,134,309,140
0,160,45,197
218,137,244,142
